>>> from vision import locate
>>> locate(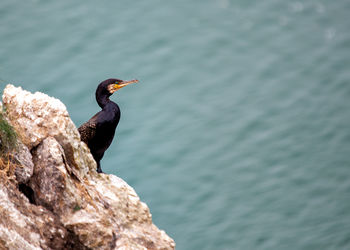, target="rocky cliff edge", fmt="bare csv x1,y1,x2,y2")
0,84,175,250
